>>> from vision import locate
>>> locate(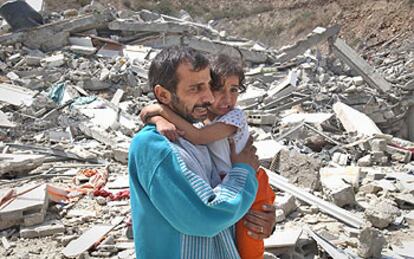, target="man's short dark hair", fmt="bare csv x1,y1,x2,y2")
210,54,246,93
148,46,210,93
